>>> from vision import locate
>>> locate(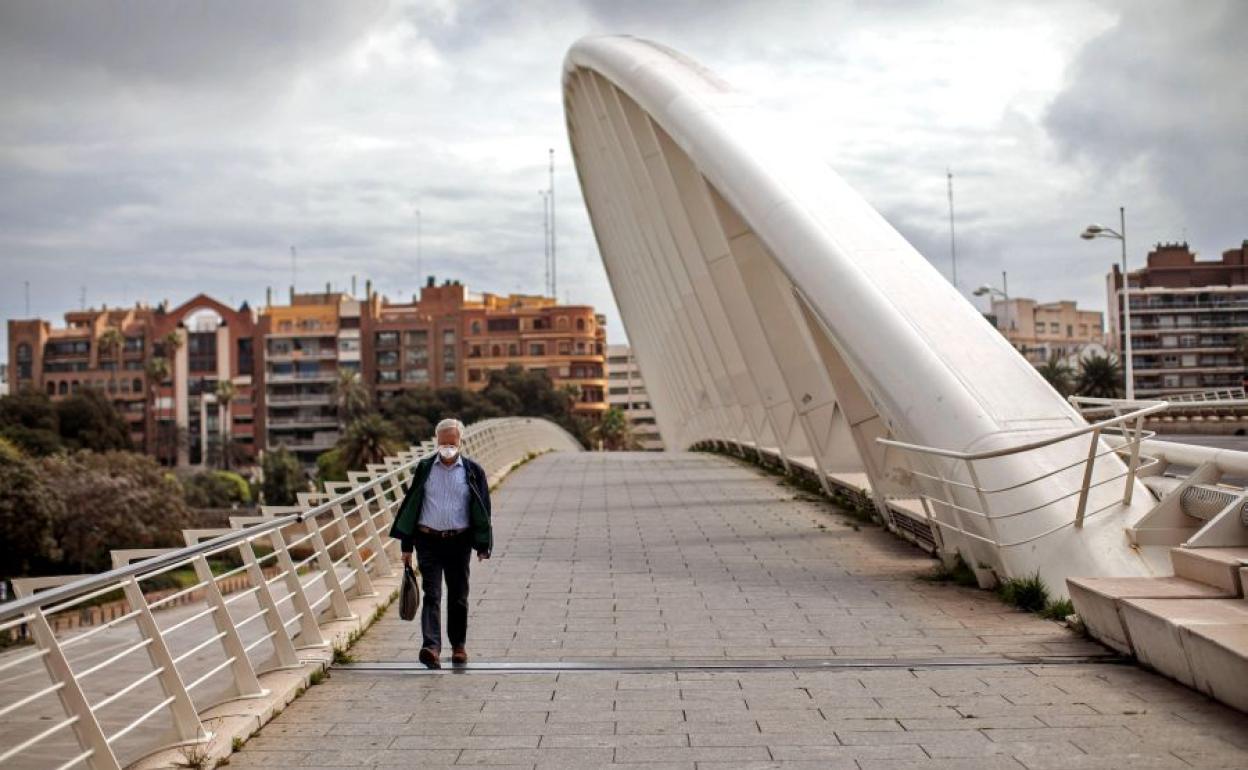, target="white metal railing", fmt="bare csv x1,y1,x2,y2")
1162,387,1248,404
0,417,581,770
875,398,1168,551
